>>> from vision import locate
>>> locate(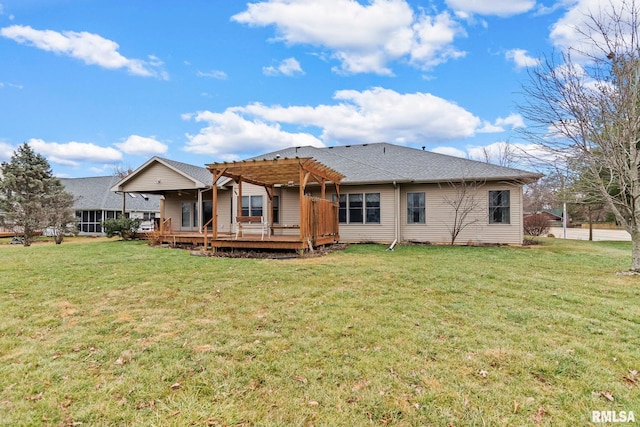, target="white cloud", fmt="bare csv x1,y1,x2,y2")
496,113,526,128
197,69,228,79
549,0,629,60
445,0,536,17
477,121,503,133
241,87,481,143
480,113,526,132
468,141,553,165
432,146,467,158
409,11,467,69
505,48,540,69
115,135,168,156
478,113,525,133
183,87,487,159
27,138,122,166
183,110,324,160
232,0,466,75
0,142,14,162
434,141,550,166
0,81,23,89
467,141,511,162
0,25,168,79
263,57,304,76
